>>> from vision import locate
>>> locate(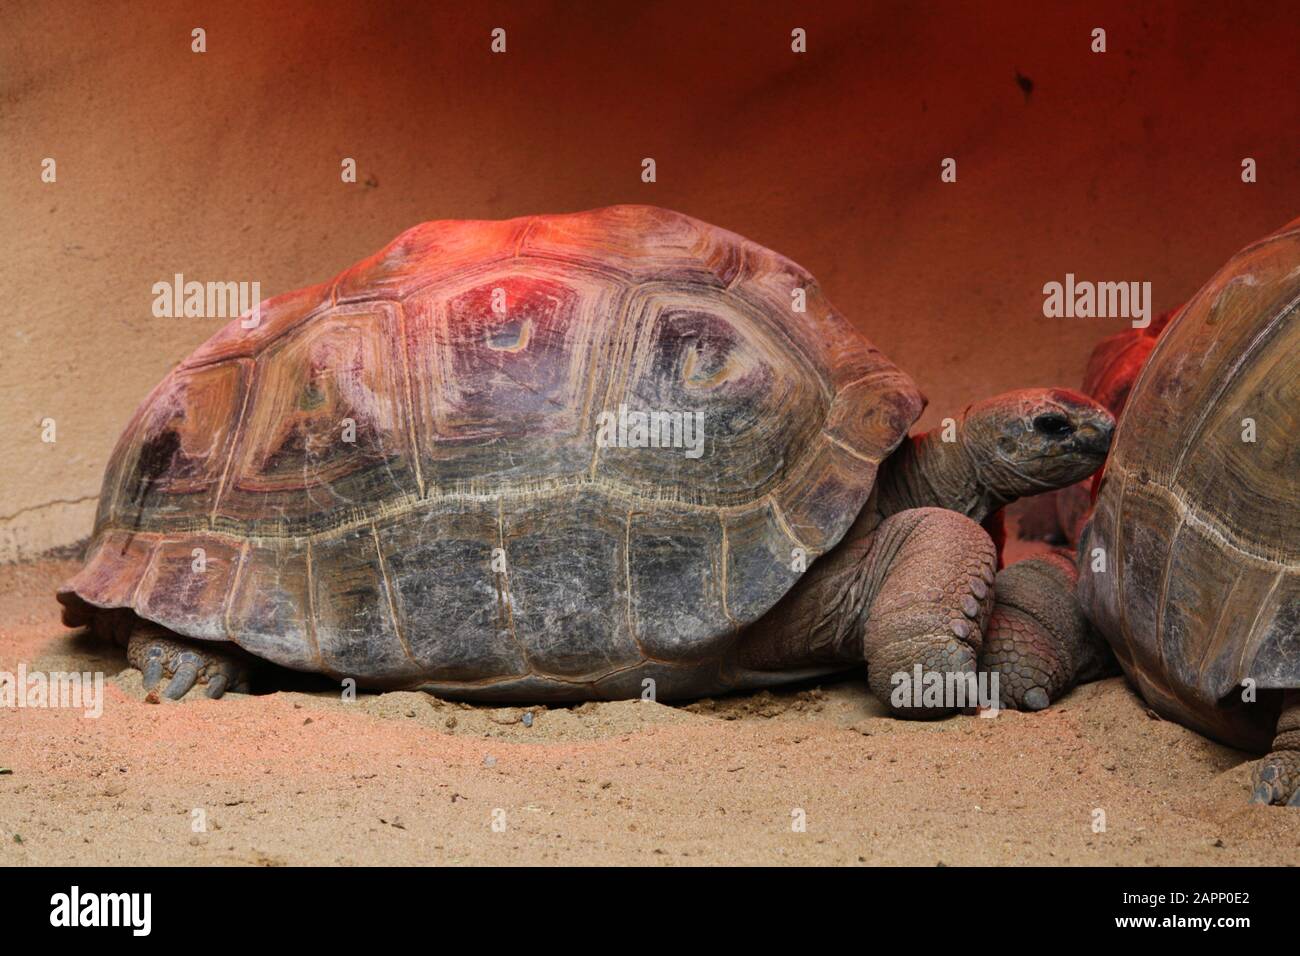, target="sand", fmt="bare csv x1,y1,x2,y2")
2,557,1296,866
3,0,1299,867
